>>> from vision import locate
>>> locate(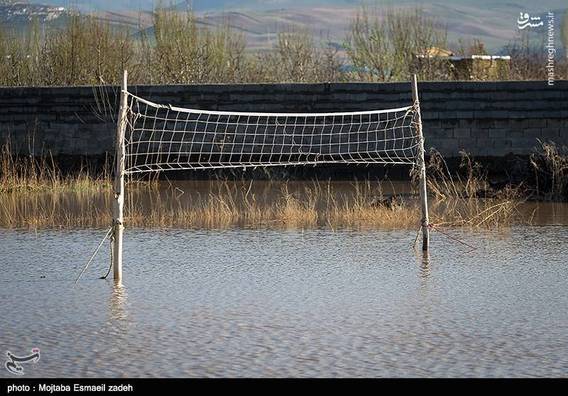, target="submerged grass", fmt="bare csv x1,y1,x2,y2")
425,150,525,228
0,144,531,230
0,178,525,230
122,181,395,230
